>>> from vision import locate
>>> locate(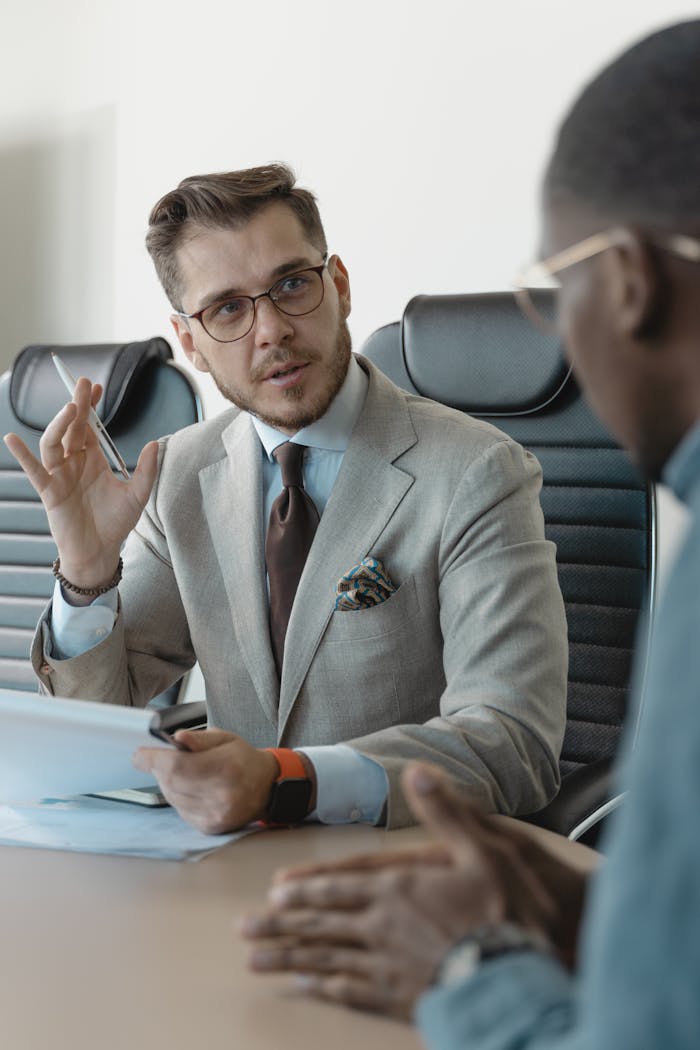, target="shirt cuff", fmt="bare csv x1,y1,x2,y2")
49,579,118,660
297,744,388,825
416,952,576,1050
